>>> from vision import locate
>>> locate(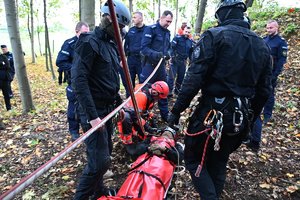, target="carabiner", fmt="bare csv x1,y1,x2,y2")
203,109,216,127
233,109,243,133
